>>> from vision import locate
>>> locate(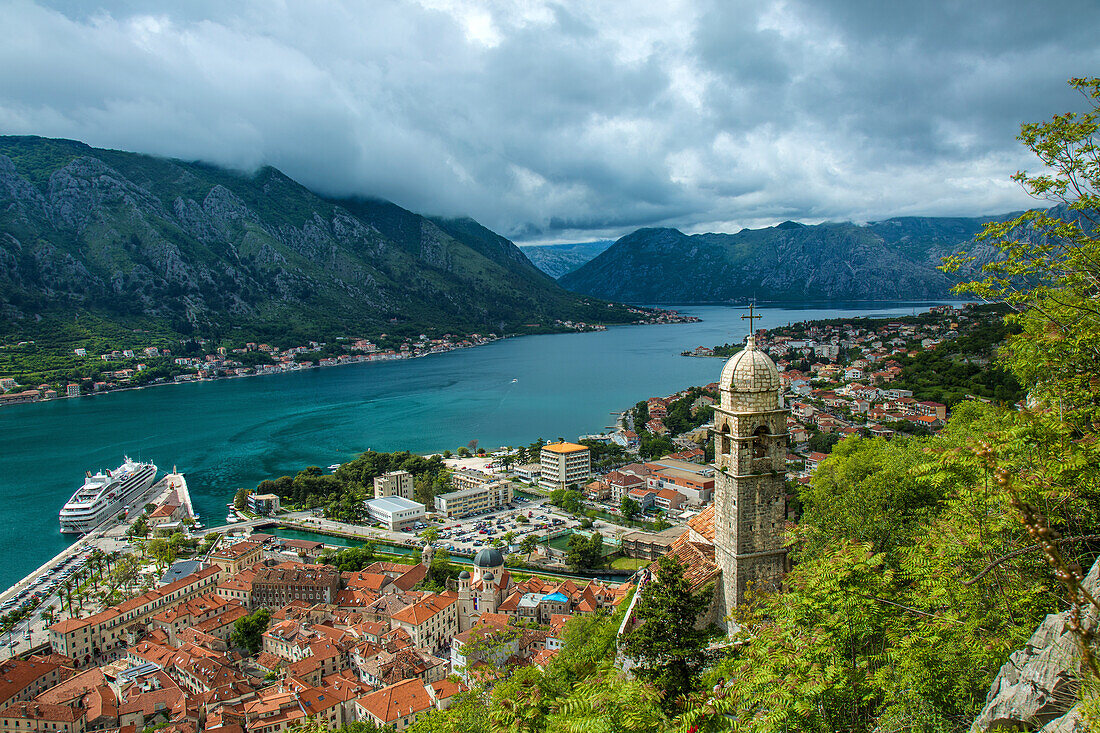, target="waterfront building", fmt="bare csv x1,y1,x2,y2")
450,469,493,492
373,471,414,501
246,493,280,515
512,463,541,482
364,496,426,530
433,481,513,519
538,442,591,492
277,539,325,560
0,390,41,405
